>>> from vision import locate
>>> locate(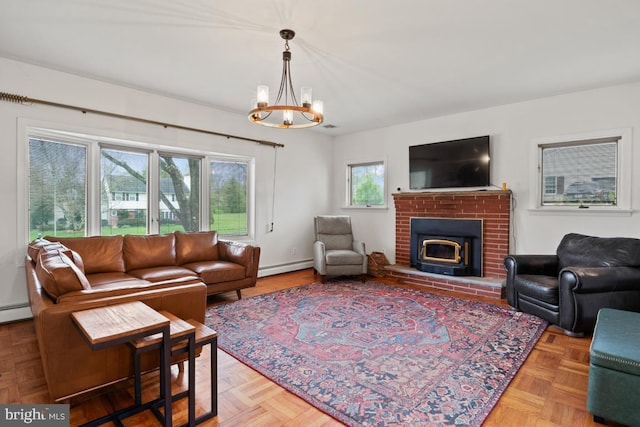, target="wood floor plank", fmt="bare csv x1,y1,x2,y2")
4,269,604,426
